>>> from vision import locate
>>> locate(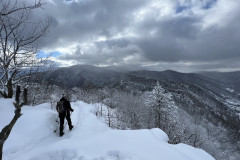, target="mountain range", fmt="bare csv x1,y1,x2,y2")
46,65,239,97
43,64,240,159
45,64,240,129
